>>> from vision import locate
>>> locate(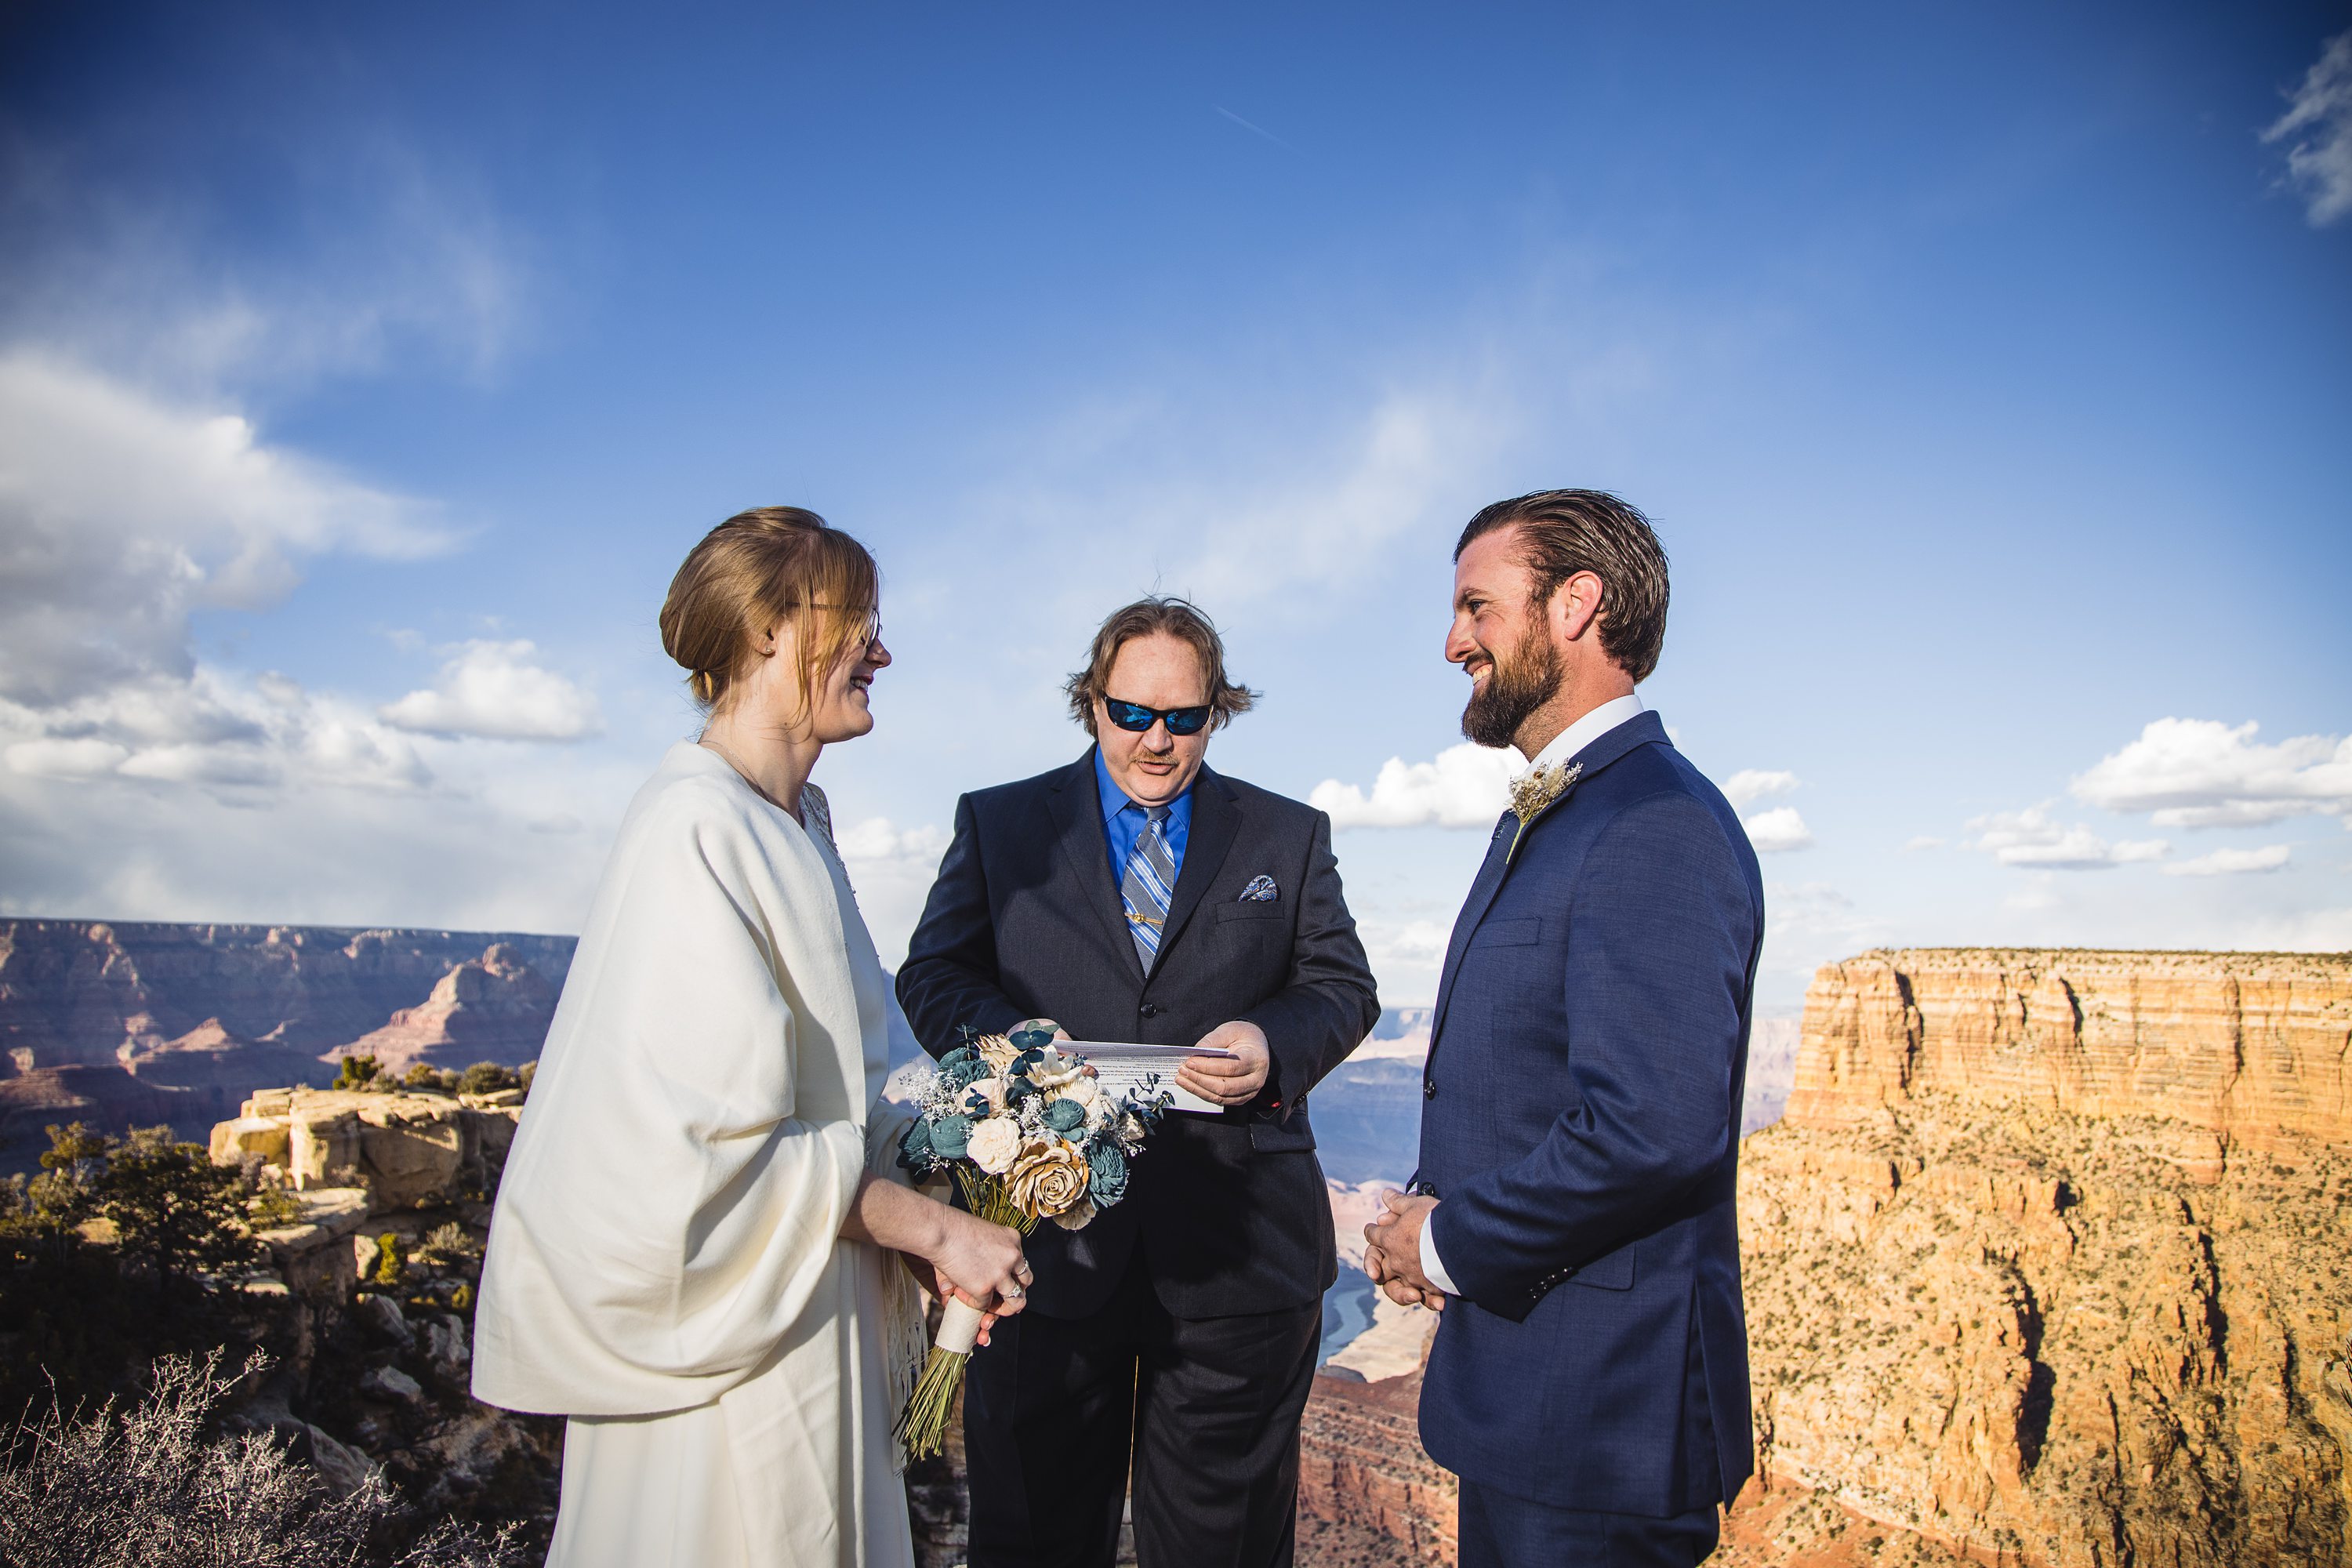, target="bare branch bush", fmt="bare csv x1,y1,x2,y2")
0,1350,520,1568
